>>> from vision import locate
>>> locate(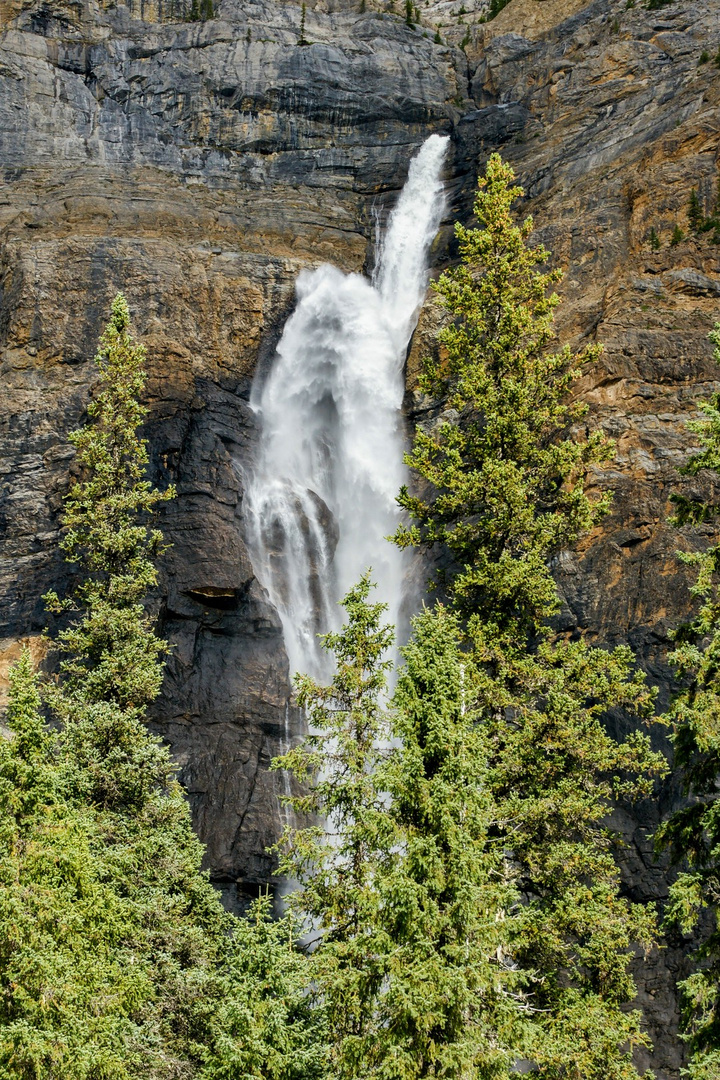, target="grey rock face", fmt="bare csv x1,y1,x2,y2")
1,0,720,1071
0,0,465,912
